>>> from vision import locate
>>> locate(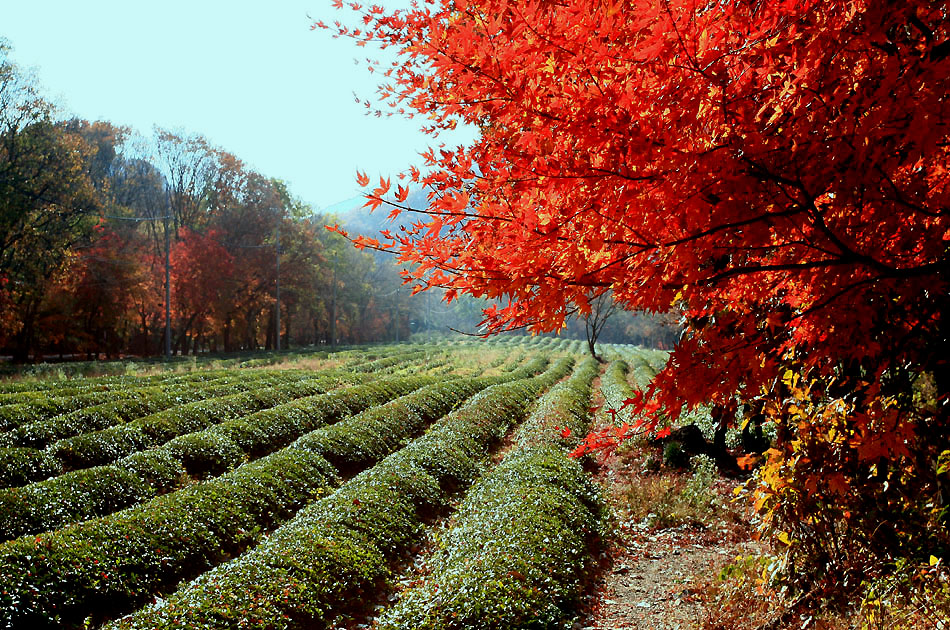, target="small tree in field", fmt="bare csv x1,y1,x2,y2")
582,290,619,363
324,0,950,605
